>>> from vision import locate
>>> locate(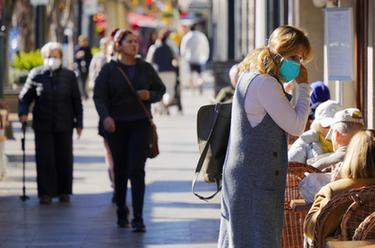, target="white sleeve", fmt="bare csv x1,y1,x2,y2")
257,78,311,136
200,33,210,63
145,45,155,63
180,37,187,57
